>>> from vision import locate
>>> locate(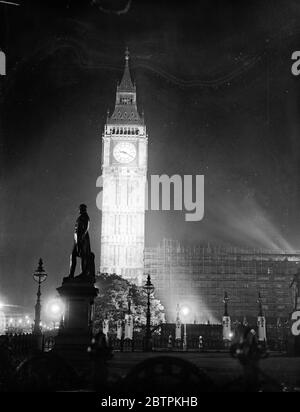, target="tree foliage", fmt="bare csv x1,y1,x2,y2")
93,273,165,332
